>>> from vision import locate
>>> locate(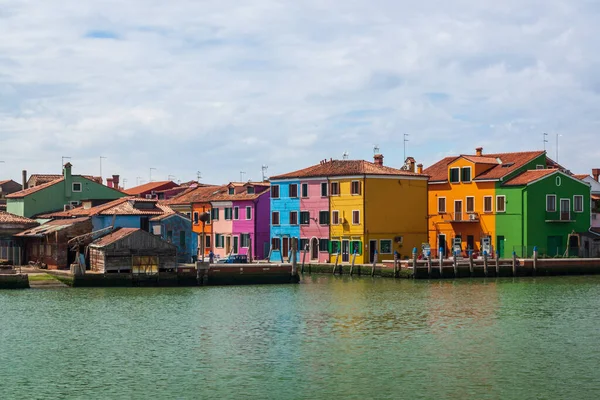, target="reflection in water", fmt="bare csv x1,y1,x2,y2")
1,276,600,399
